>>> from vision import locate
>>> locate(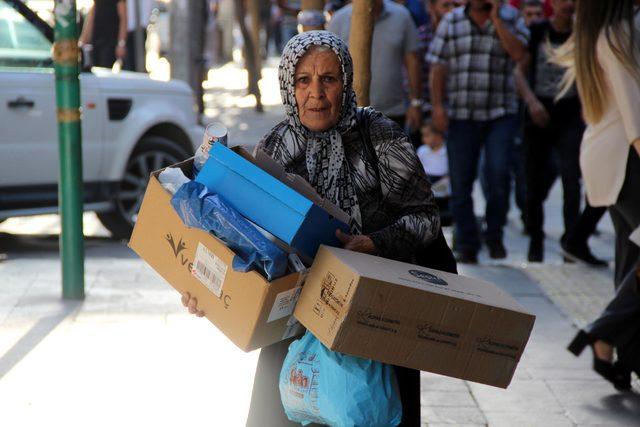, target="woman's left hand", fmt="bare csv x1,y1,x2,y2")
336,230,376,254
